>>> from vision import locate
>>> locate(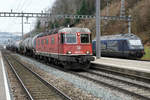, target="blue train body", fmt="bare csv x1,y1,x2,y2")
92,33,145,58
